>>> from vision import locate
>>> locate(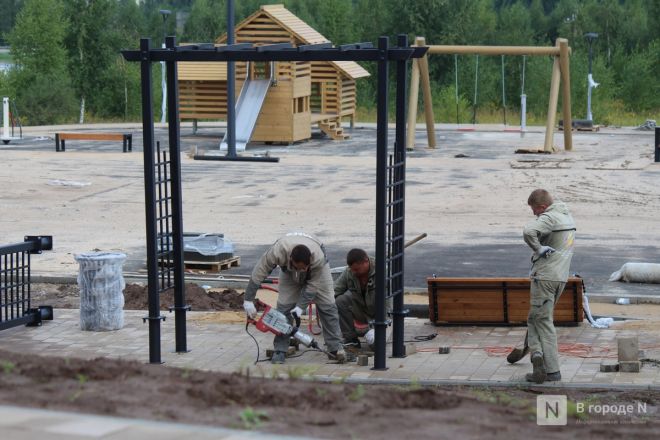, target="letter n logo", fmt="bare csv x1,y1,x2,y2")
537,395,567,425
